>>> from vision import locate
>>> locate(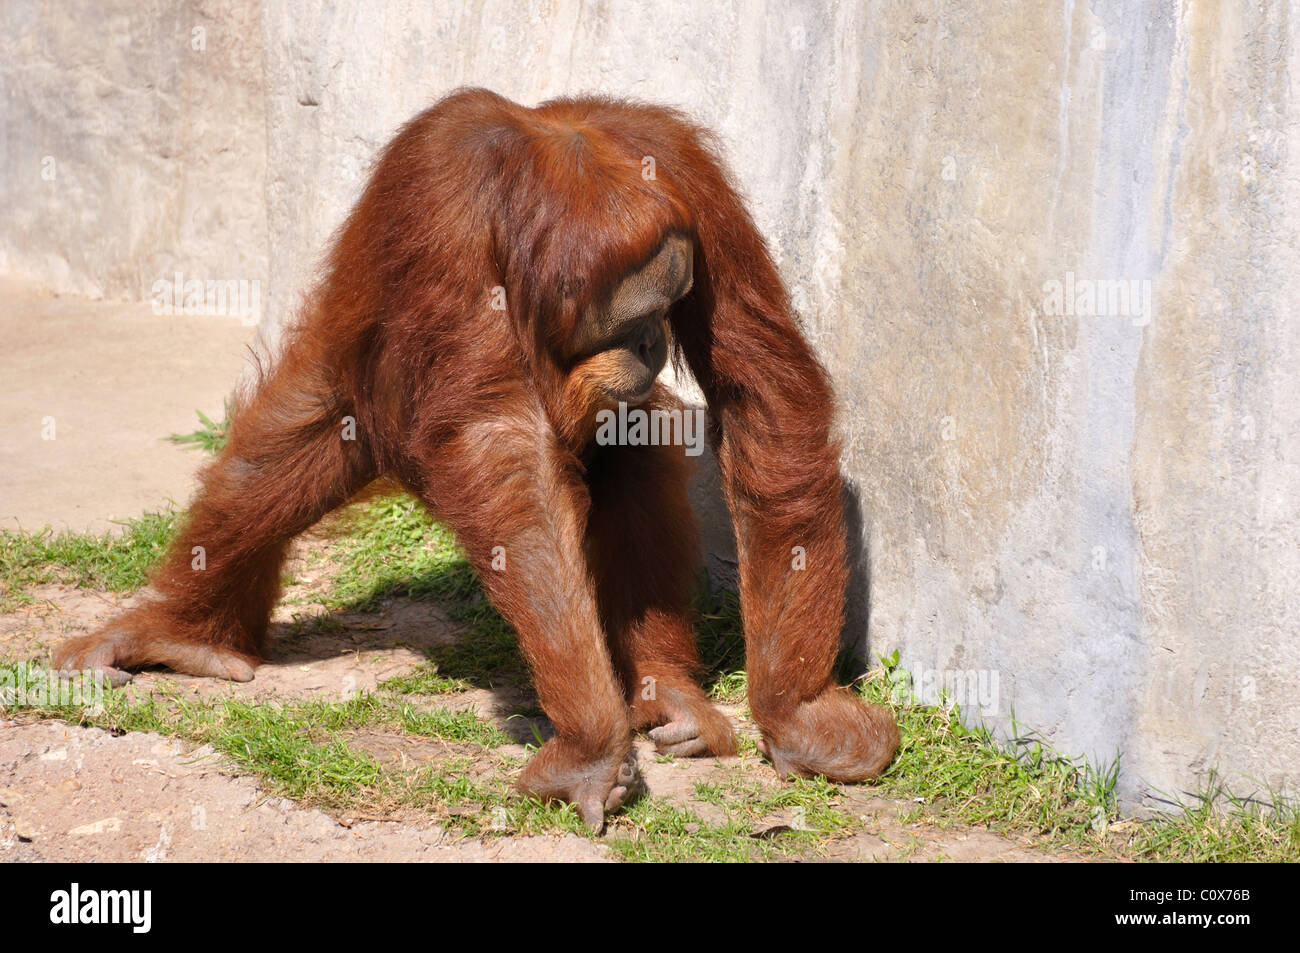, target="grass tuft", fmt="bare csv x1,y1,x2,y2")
0,510,179,610
168,404,233,454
